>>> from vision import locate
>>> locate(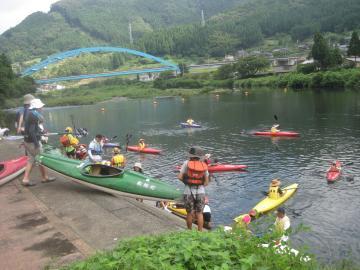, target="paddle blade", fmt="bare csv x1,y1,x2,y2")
274,114,278,121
